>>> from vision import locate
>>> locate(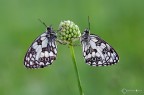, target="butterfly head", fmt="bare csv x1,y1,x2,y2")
46,26,53,32
45,26,57,38
84,29,90,35
81,29,90,42
82,29,90,38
